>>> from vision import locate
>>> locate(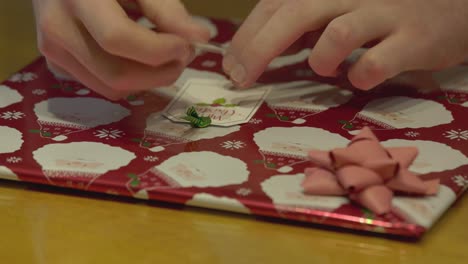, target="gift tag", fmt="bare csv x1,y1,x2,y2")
163,79,271,127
